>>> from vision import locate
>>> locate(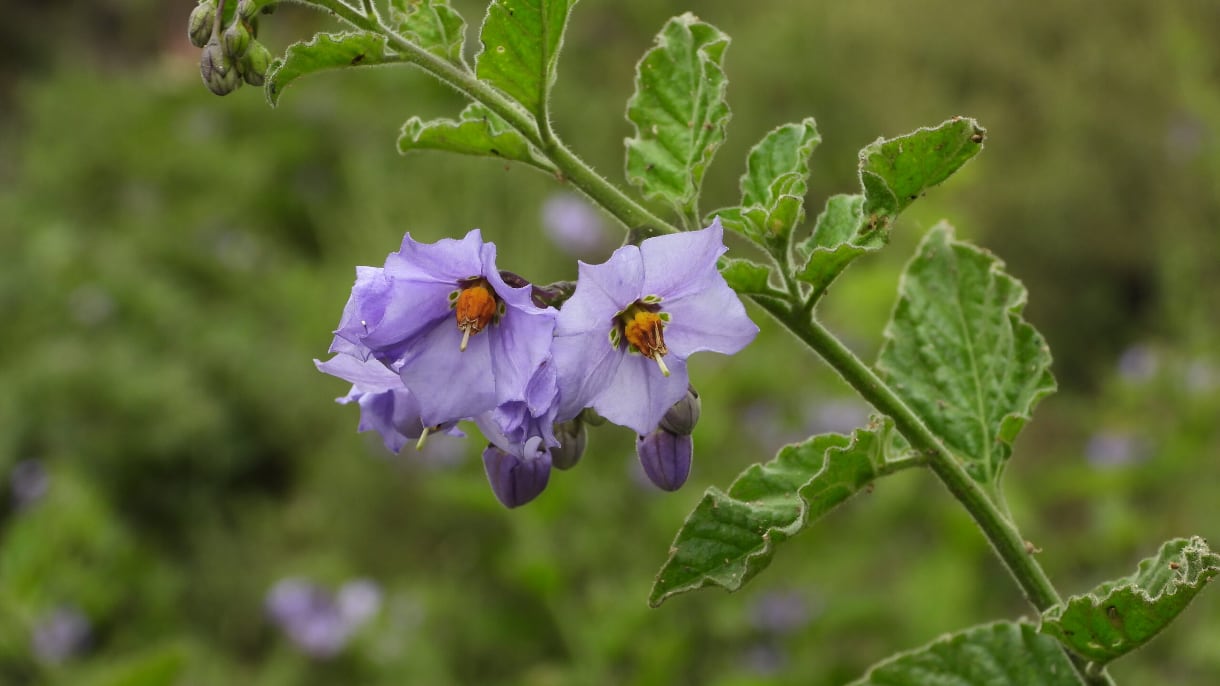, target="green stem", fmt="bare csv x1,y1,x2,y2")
306,0,680,238
750,298,1113,686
